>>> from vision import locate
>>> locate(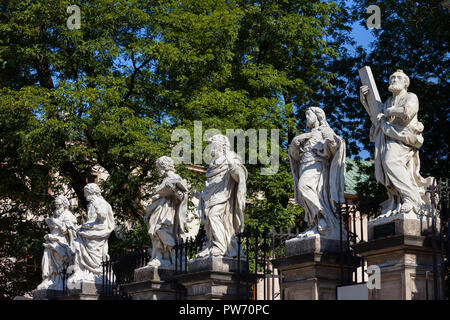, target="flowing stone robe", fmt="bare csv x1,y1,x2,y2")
70,196,115,282
144,174,188,266
37,209,78,290
289,124,345,239
198,152,247,258
371,92,434,215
